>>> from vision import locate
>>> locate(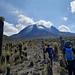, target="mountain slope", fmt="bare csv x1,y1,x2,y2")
10,24,75,40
